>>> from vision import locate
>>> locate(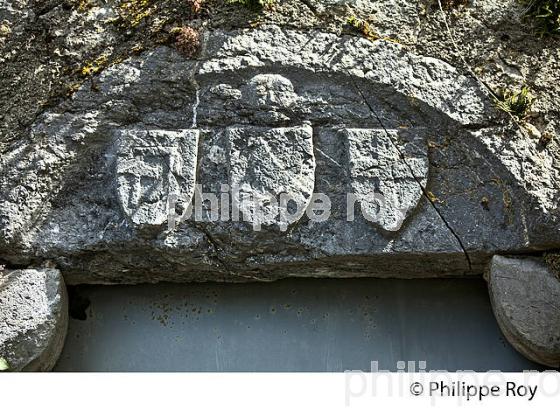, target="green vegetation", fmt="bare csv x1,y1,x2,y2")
346,15,400,43
521,0,560,36
226,0,275,11
495,86,534,119
0,357,9,371
347,15,380,41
